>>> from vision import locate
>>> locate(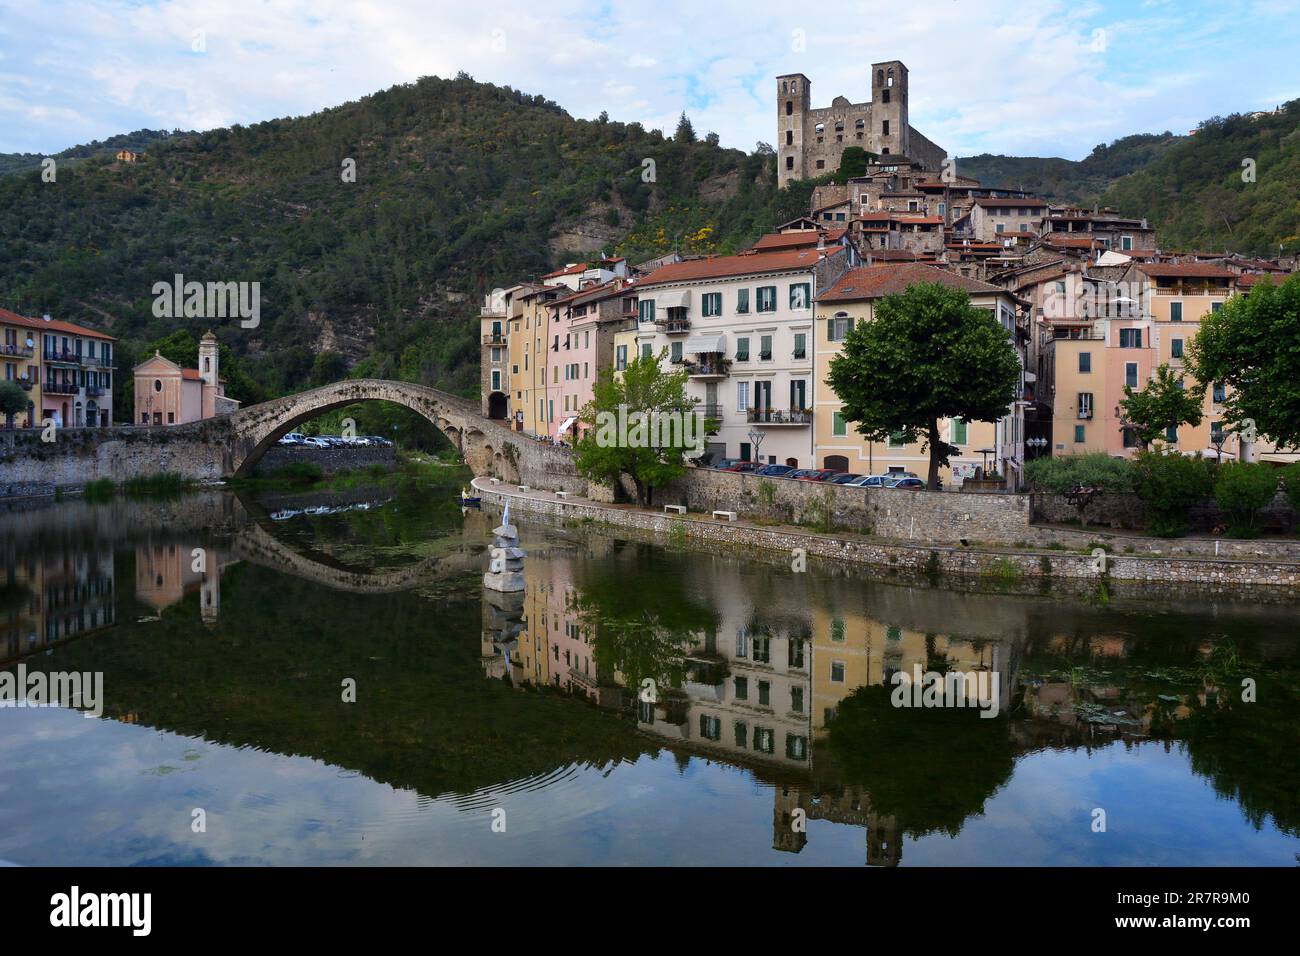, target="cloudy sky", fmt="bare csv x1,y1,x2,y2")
2,0,1298,159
